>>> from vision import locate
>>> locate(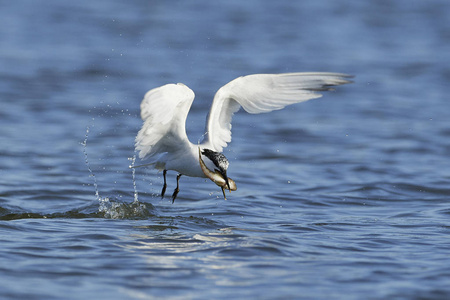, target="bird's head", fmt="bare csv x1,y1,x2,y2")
201,148,230,188
198,147,236,199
